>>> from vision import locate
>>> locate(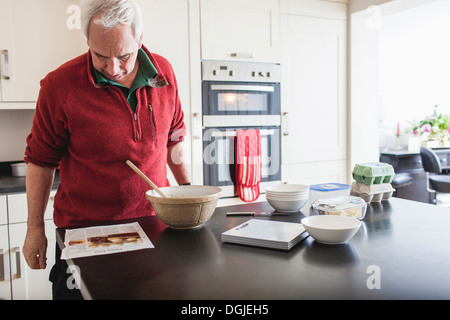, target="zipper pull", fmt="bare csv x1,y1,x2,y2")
134,112,140,141
148,104,156,145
